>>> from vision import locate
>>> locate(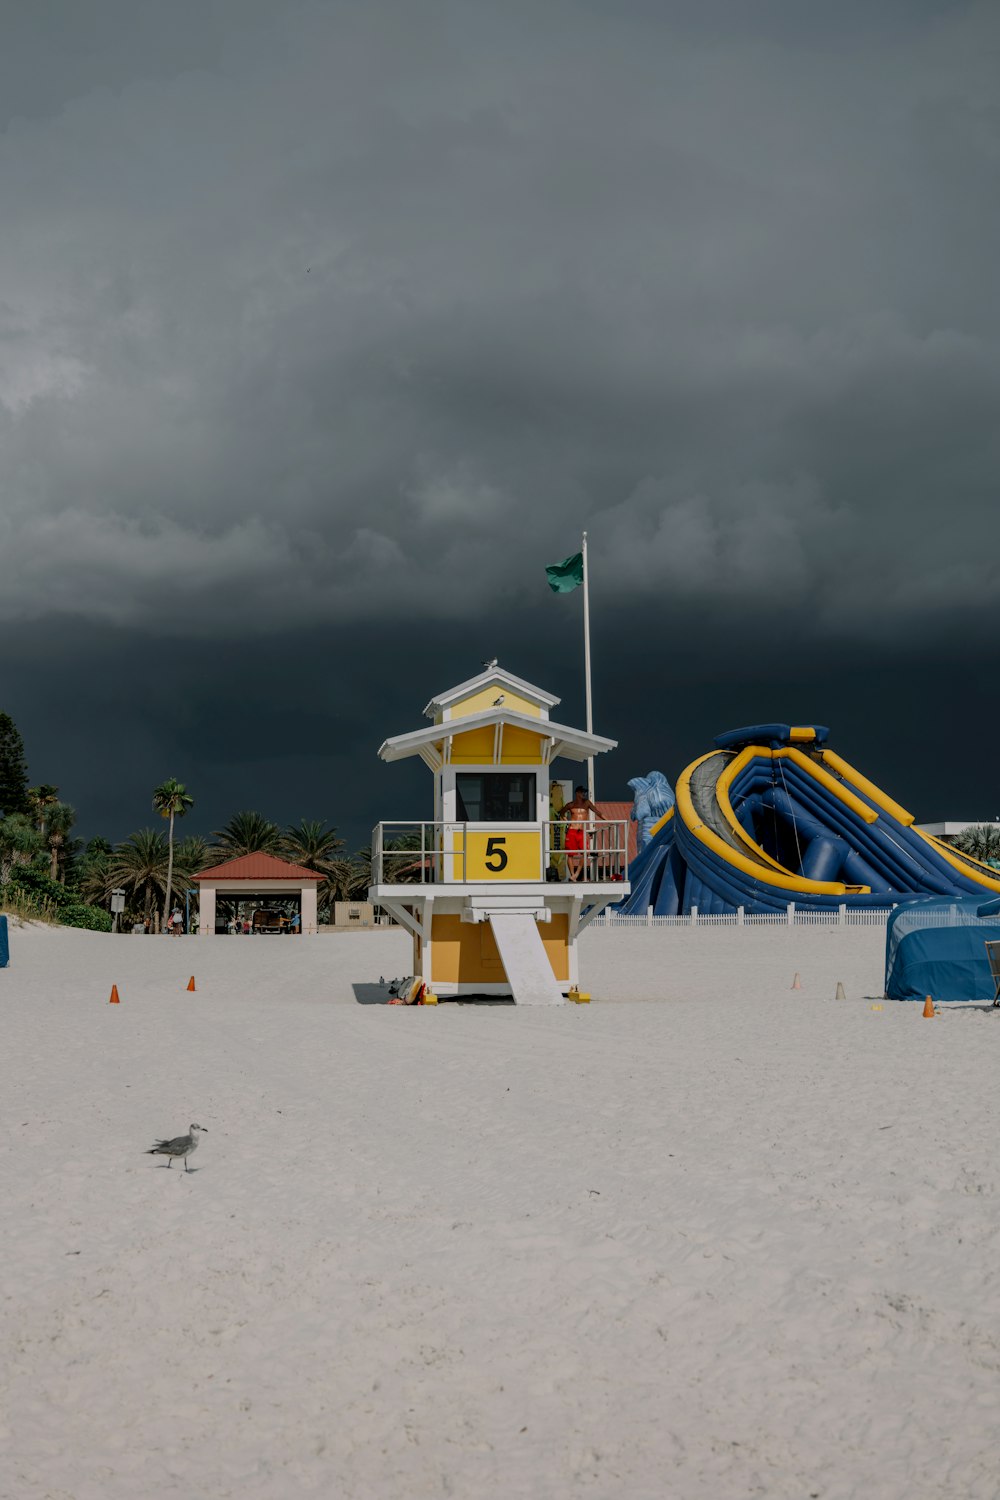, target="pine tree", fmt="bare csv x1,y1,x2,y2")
0,713,30,817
